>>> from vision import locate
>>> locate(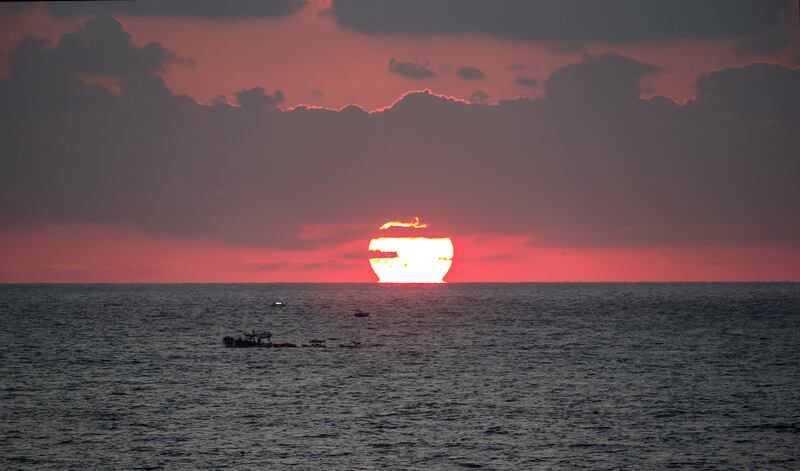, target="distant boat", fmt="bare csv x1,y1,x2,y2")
271,301,286,307
354,310,370,317
223,330,272,348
